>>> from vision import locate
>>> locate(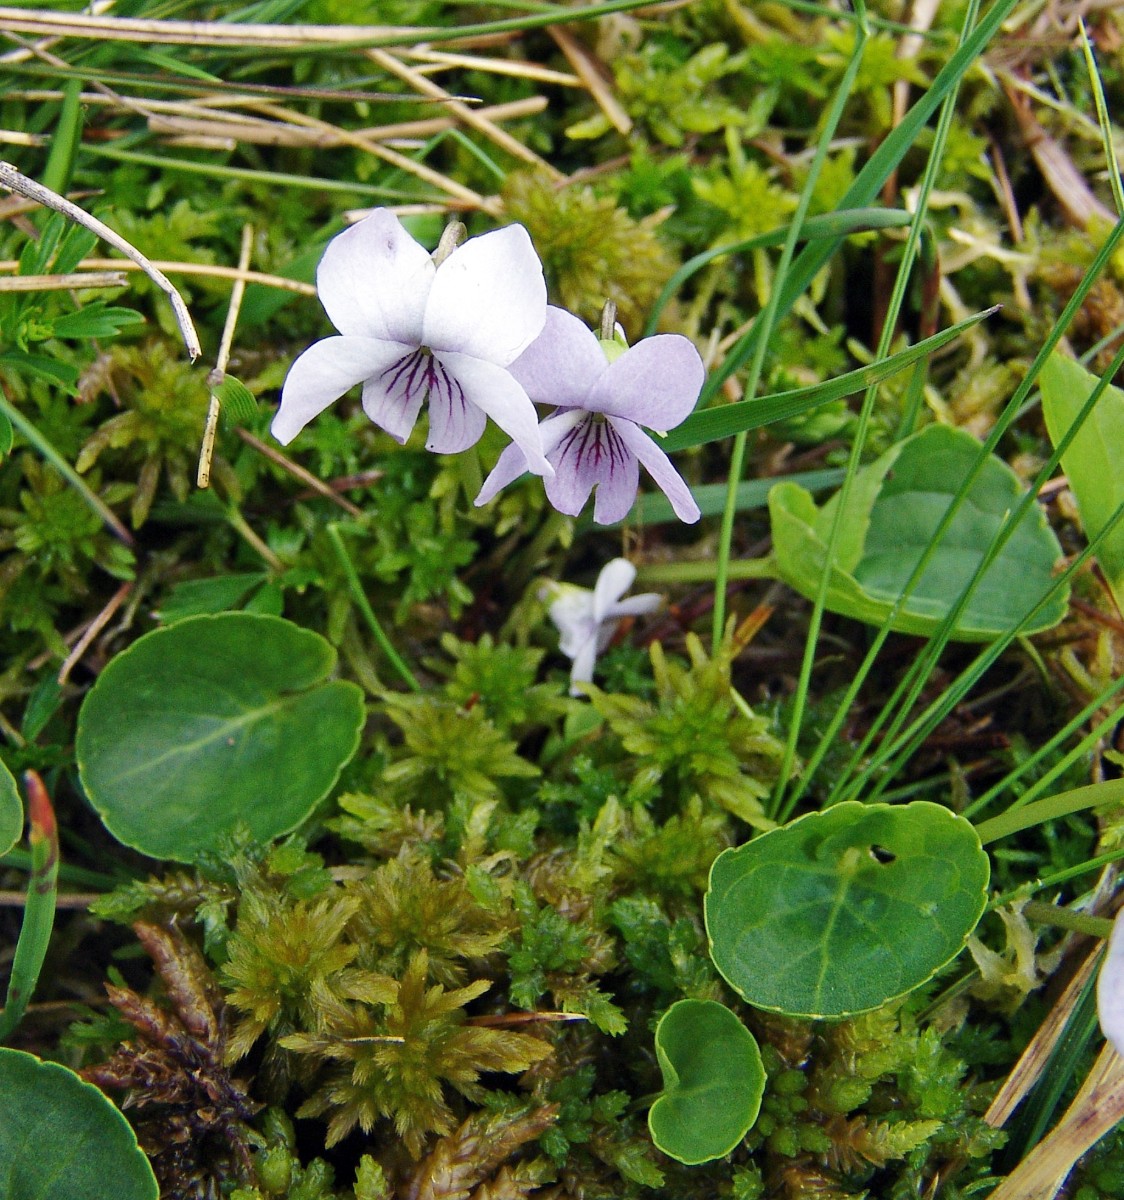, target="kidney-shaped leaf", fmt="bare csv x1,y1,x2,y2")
706,801,989,1018
1040,351,1124,614
0,1047,158,1200
648,998,765,1165
76,613,365,861
769,424,1068,640
0,759,20,856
